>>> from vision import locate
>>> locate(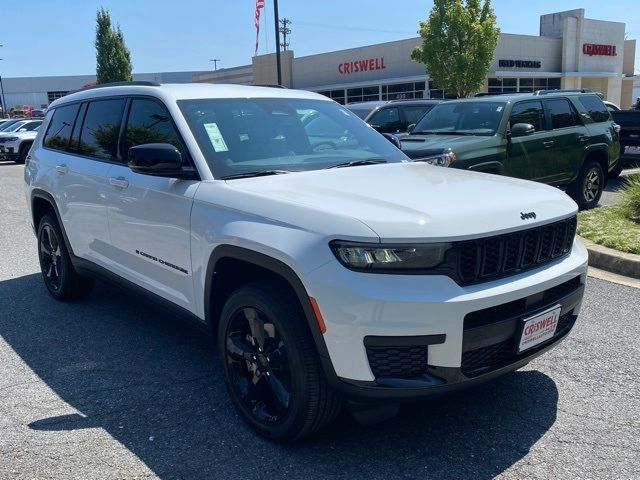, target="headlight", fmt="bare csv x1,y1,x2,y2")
330,241,451,272
416,151,456,167
4,137,19,142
